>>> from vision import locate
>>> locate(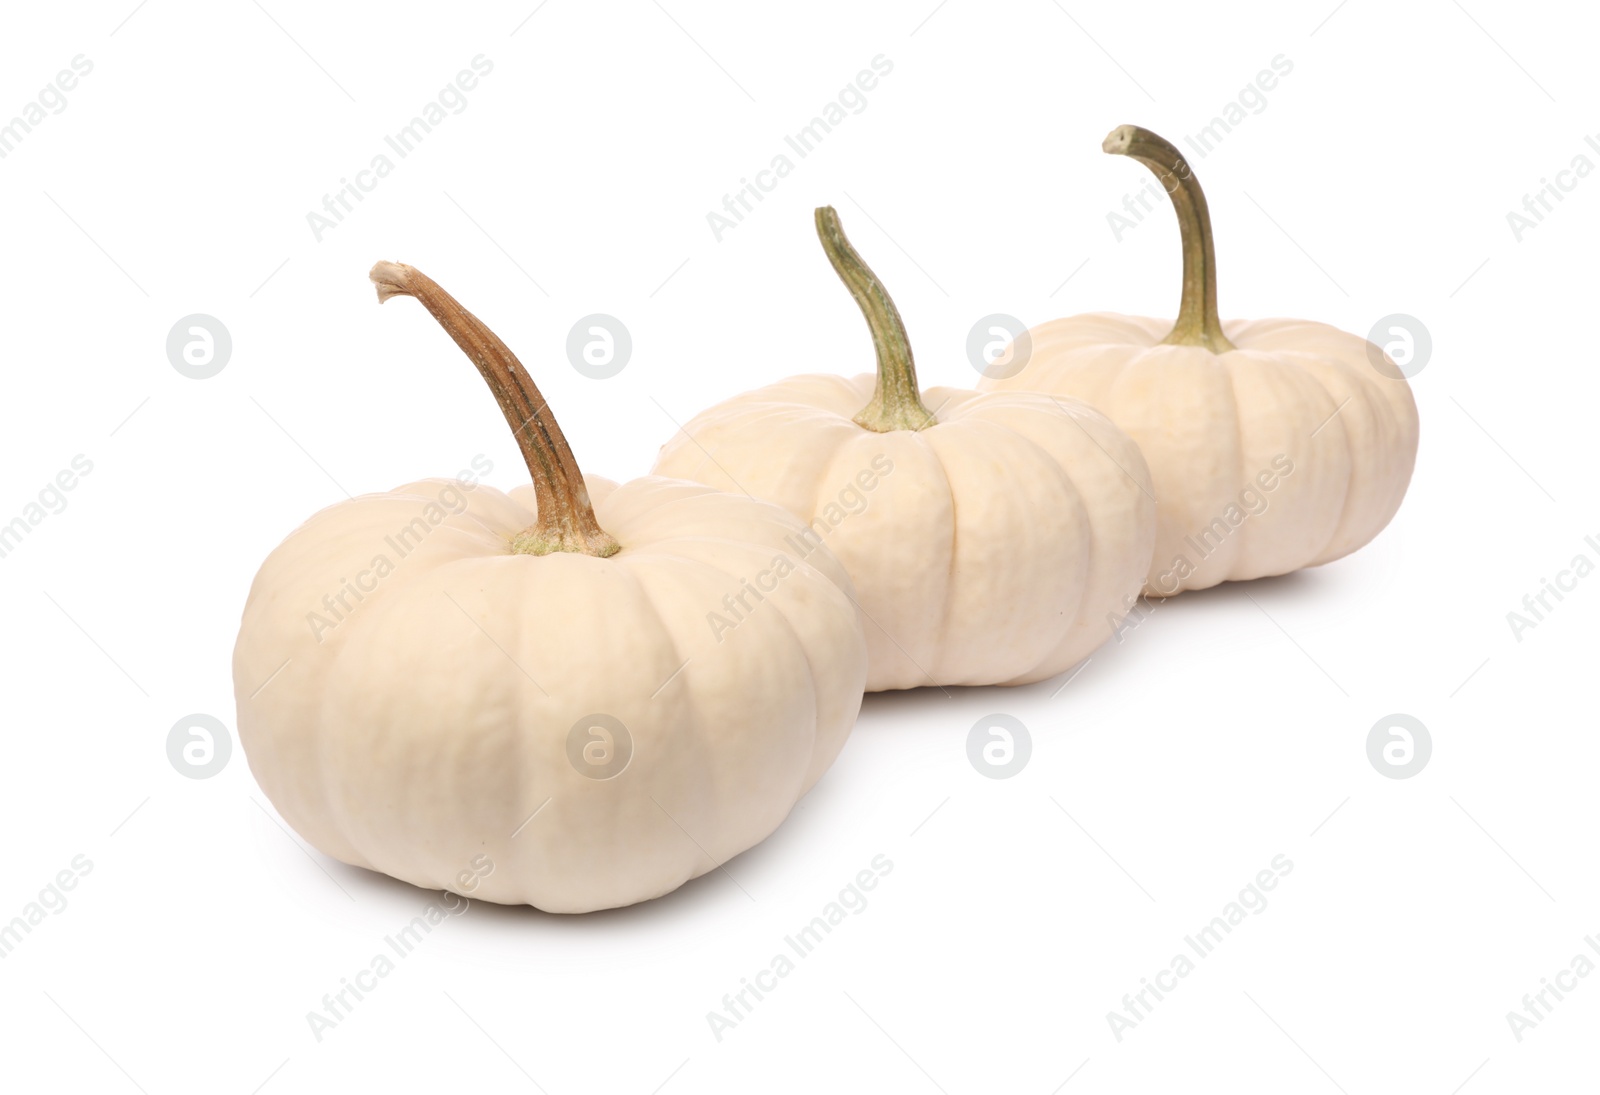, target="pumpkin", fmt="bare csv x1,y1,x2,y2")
980,125,1419,595
232,262,868,913
652,207,1156,692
